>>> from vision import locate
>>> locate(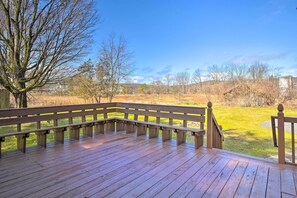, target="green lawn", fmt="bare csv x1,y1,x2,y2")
213,105,297,157
1,105,296,159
